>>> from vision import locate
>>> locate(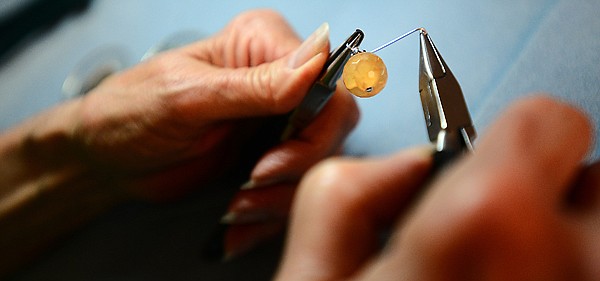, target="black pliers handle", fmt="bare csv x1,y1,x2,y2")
281,29,364,140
